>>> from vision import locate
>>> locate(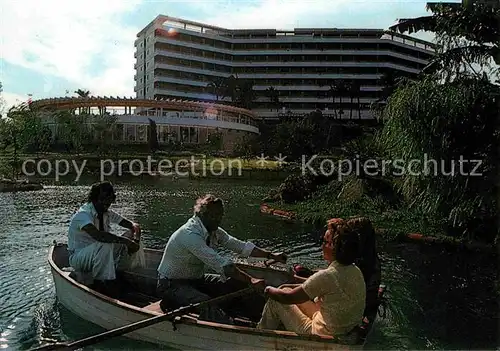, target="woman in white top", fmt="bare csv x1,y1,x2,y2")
257,218,366,338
